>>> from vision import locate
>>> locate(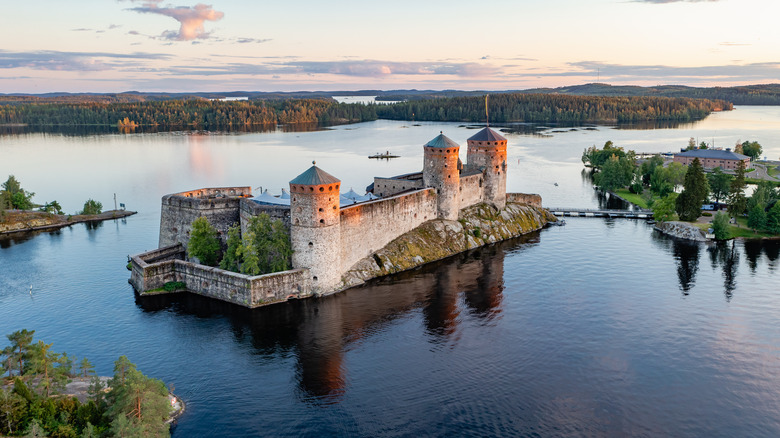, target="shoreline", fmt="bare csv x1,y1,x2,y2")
0,209,137,236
